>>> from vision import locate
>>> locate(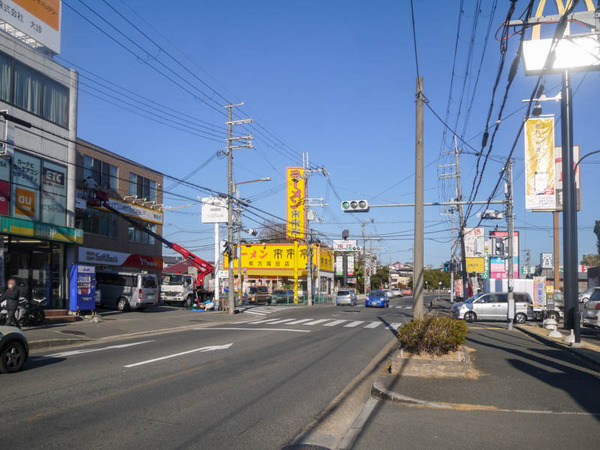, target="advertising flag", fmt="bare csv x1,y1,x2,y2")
524,117,555,210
